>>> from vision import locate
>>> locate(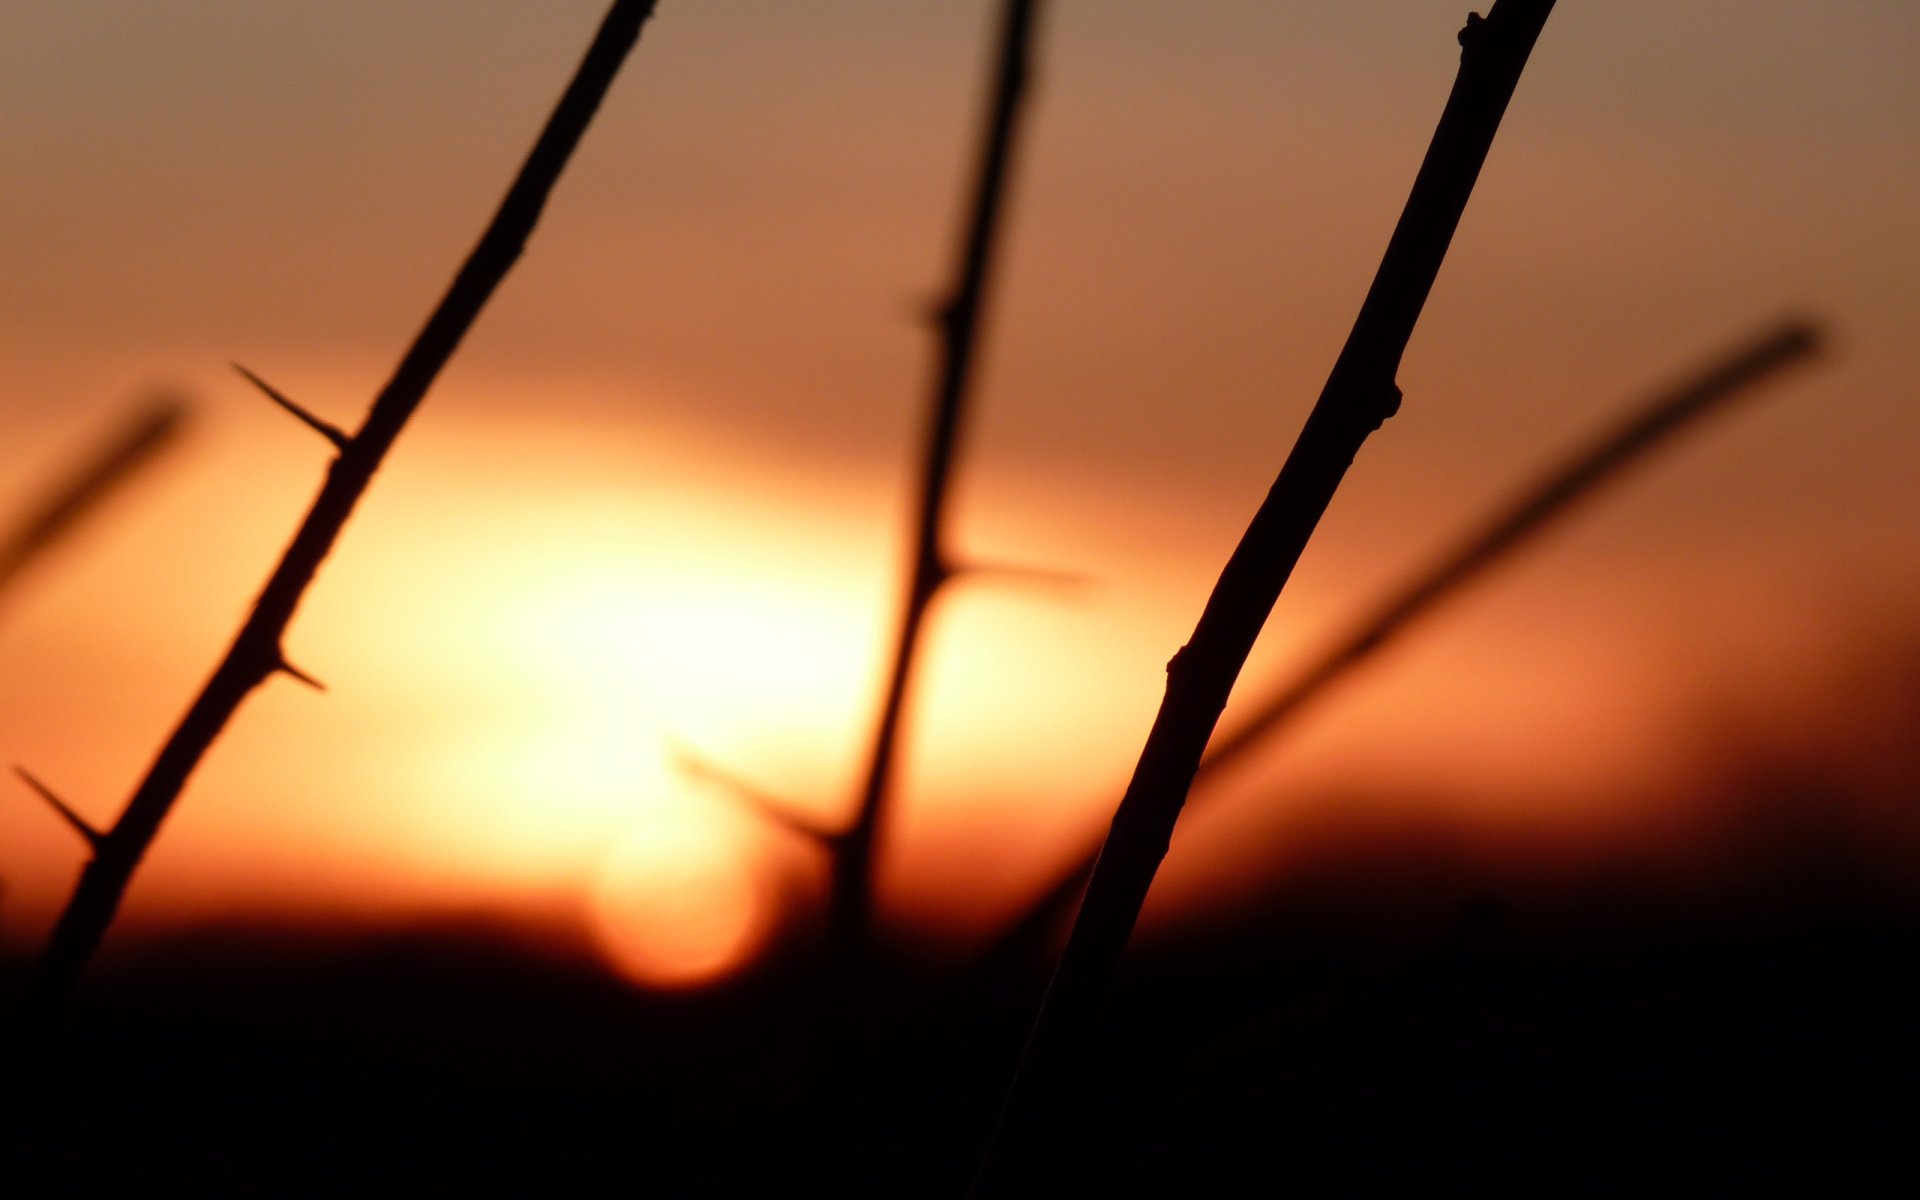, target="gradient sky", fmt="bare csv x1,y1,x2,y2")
1,2,1915,979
